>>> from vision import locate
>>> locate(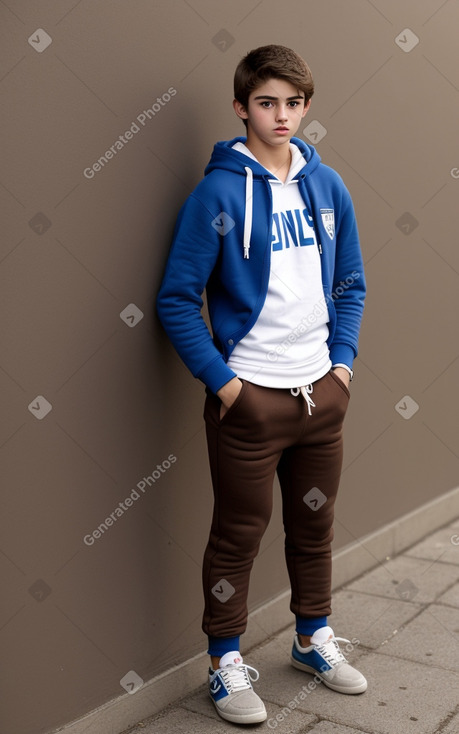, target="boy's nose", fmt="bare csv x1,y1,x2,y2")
276,106,288,121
